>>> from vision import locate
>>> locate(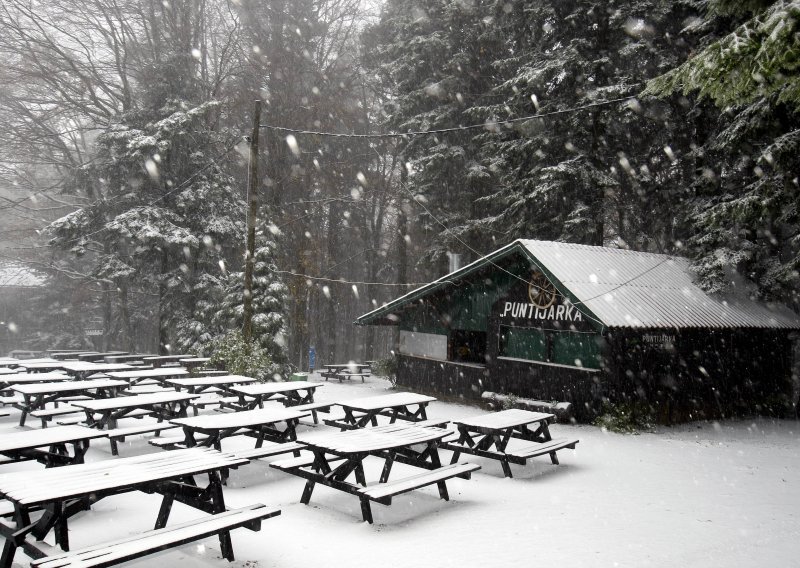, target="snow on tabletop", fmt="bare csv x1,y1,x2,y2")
0,374,796,567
